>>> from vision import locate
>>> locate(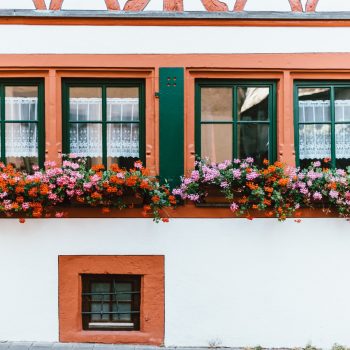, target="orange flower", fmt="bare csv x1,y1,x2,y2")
264,186,274,193
19,218,25,224
151,195,160,203
267,165,276,173
238,196,248,204
141,168,150,176
32,209,43,218
107,186,117,193
91,192,102,200
102,207,111,214
162,217,169,223
110,163,121,172
263,198,271,206
40,184,49,196
278,178,289,187
140,180,151,190
324,157,331,163
15,186,24,194
274,161,284,168
8,179,16,186
246,182,259,191
28,187,38,198
263,159,269,166
143,205,151,212
91,164,105,172
110,175,125,185
126,176,138,187
252,204,258,209
168,195,177,205
328,182,337,190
